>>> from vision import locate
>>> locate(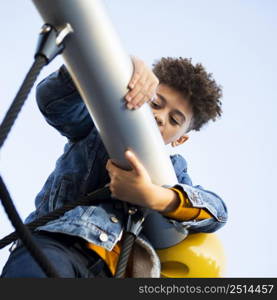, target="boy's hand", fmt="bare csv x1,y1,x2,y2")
125,56,159,110
106,150,179,212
